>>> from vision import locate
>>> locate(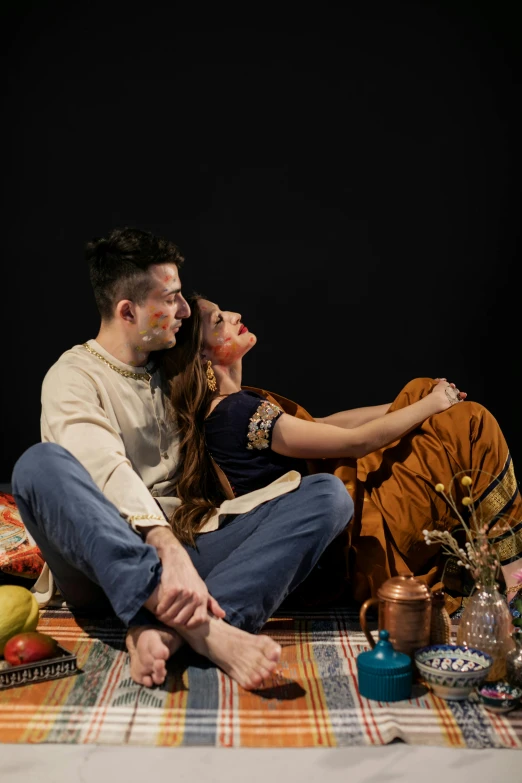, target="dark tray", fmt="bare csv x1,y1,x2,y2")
0,644,78,690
